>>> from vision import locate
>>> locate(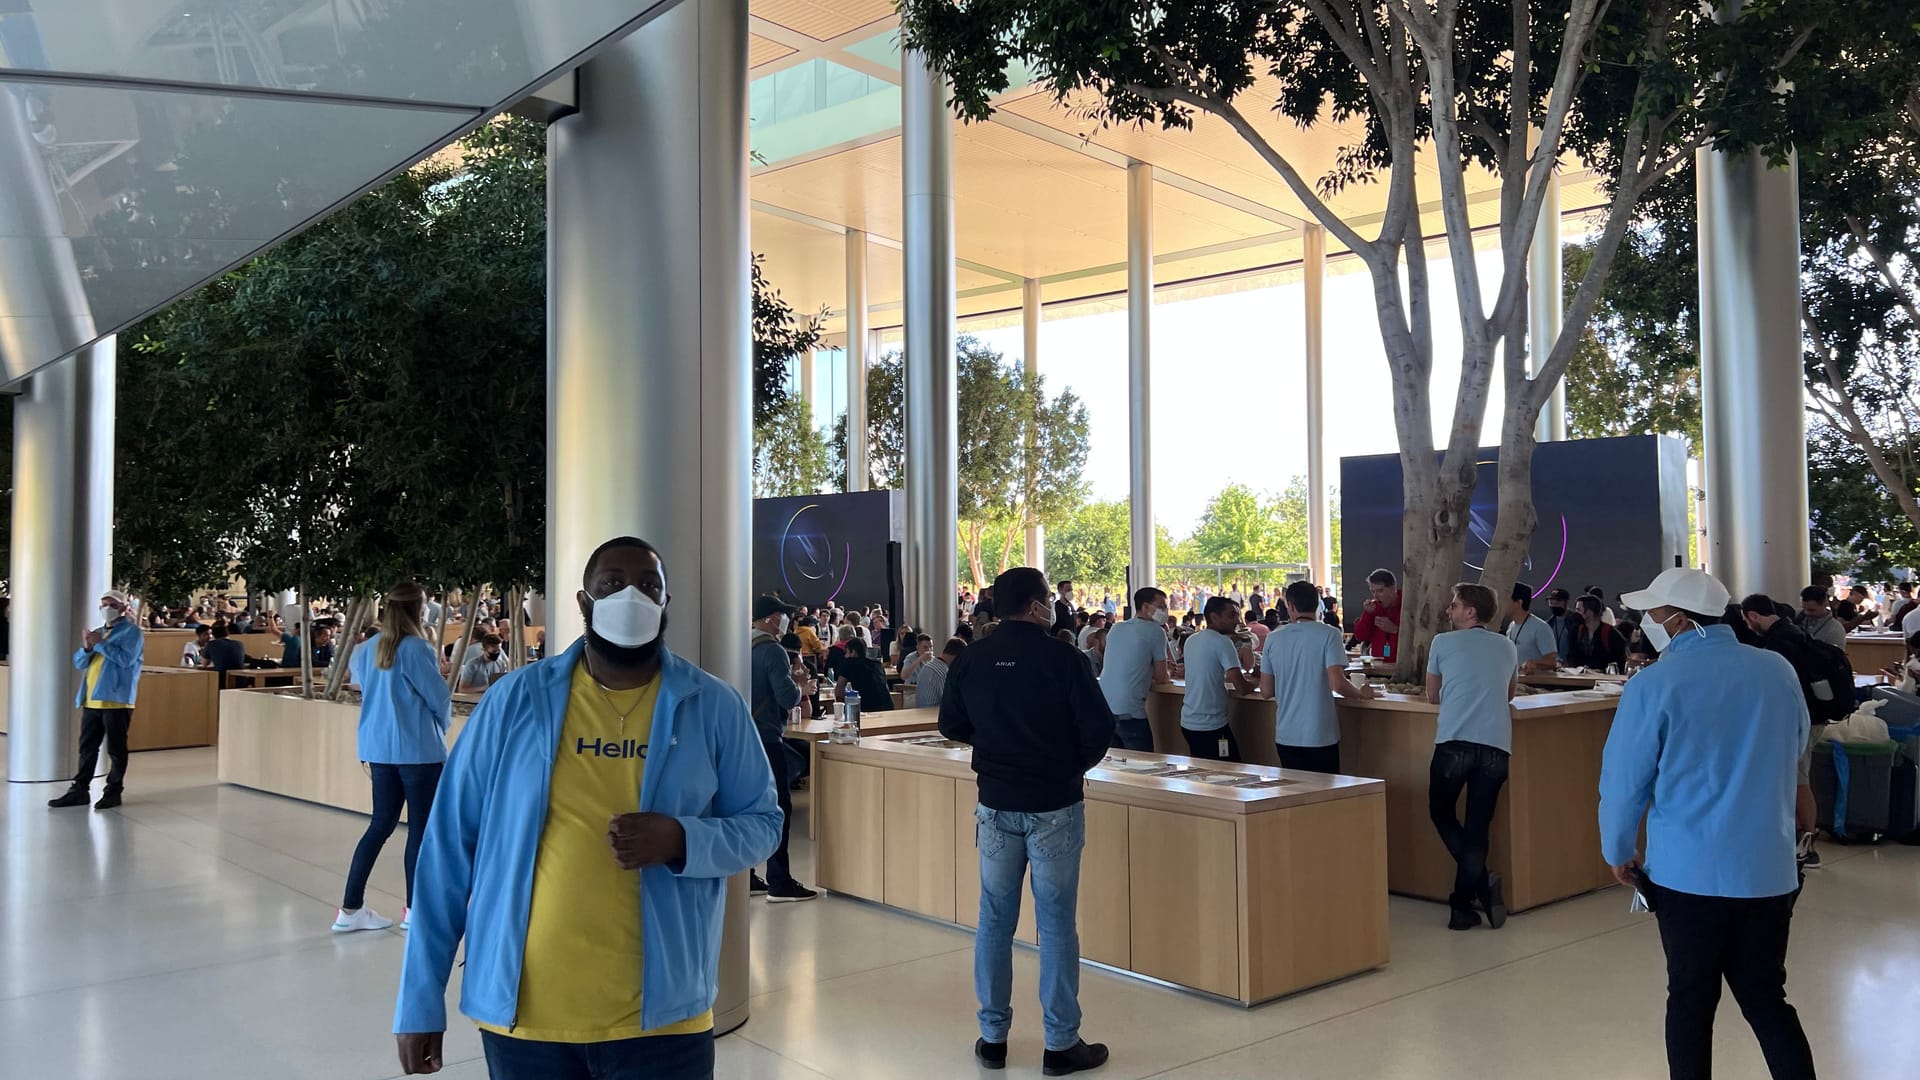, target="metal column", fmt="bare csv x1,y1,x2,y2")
1697,145,1807,599
547,3,751,681
1021,277,1045,572
845,229,869,491
798,348,815,407
1127,162,1155,595
902,49,958,631
1528,169,1566,442
546,0,753,1034
1303,227,1330,586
